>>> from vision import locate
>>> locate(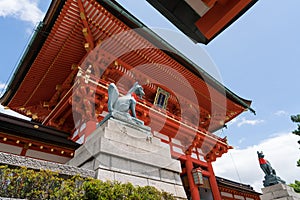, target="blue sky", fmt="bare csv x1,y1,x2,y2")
0,0,299,191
